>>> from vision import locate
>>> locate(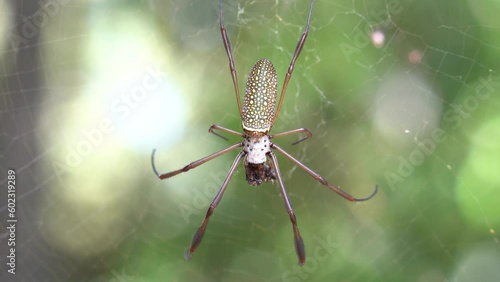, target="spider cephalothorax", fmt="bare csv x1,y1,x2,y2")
243,135,275,186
